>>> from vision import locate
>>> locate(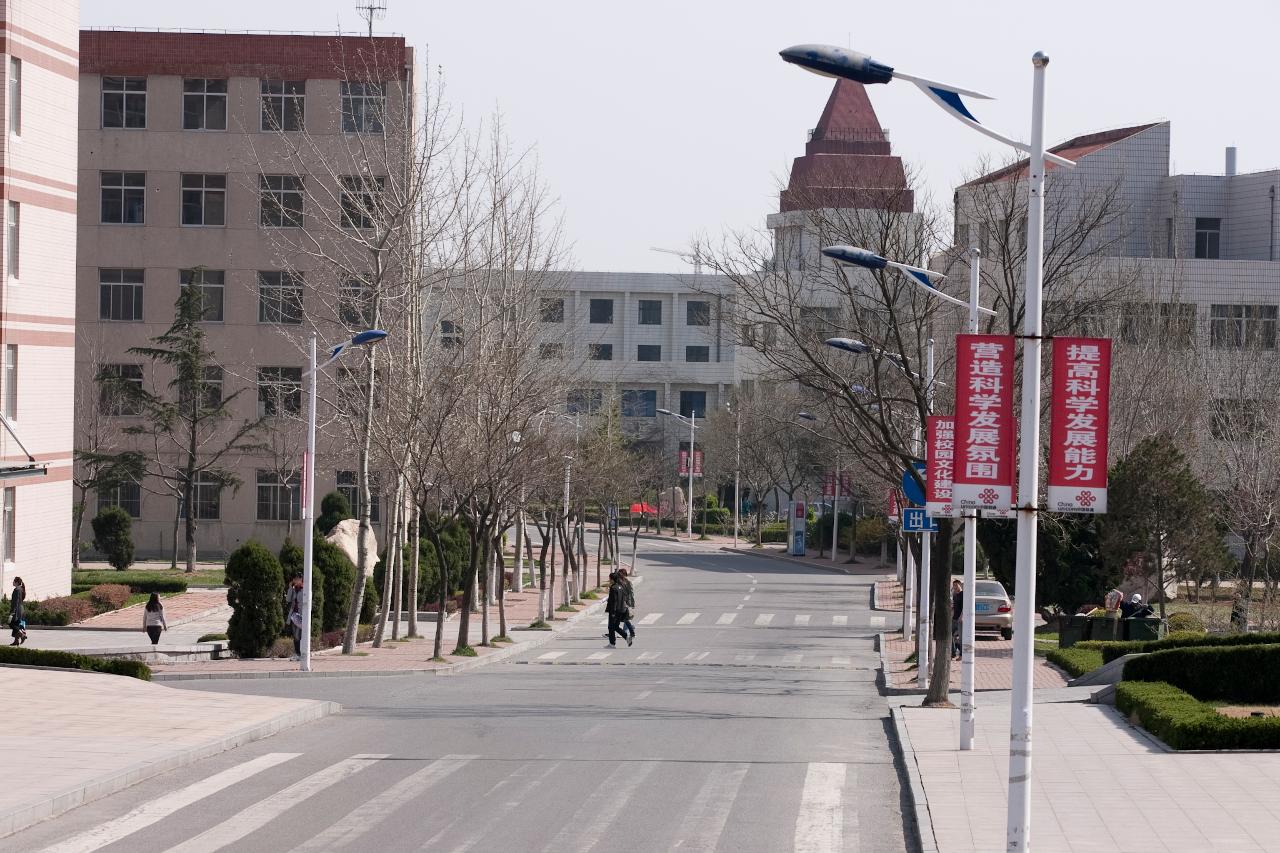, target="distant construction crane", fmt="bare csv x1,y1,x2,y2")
649,246,703,276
